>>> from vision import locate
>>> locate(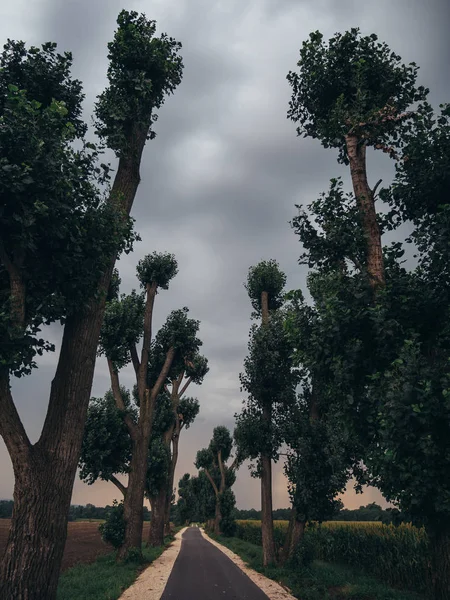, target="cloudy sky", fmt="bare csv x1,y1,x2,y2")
1,0,449,510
